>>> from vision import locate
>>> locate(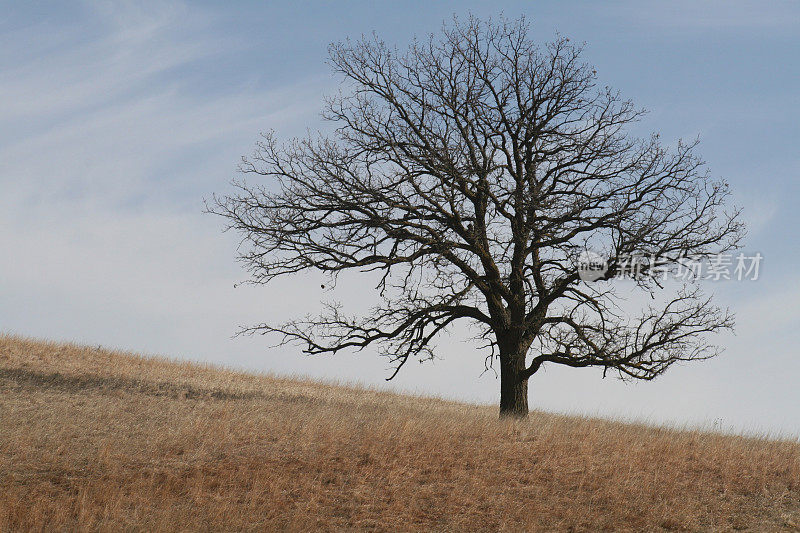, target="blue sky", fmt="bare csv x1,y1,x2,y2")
2,1,799,435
